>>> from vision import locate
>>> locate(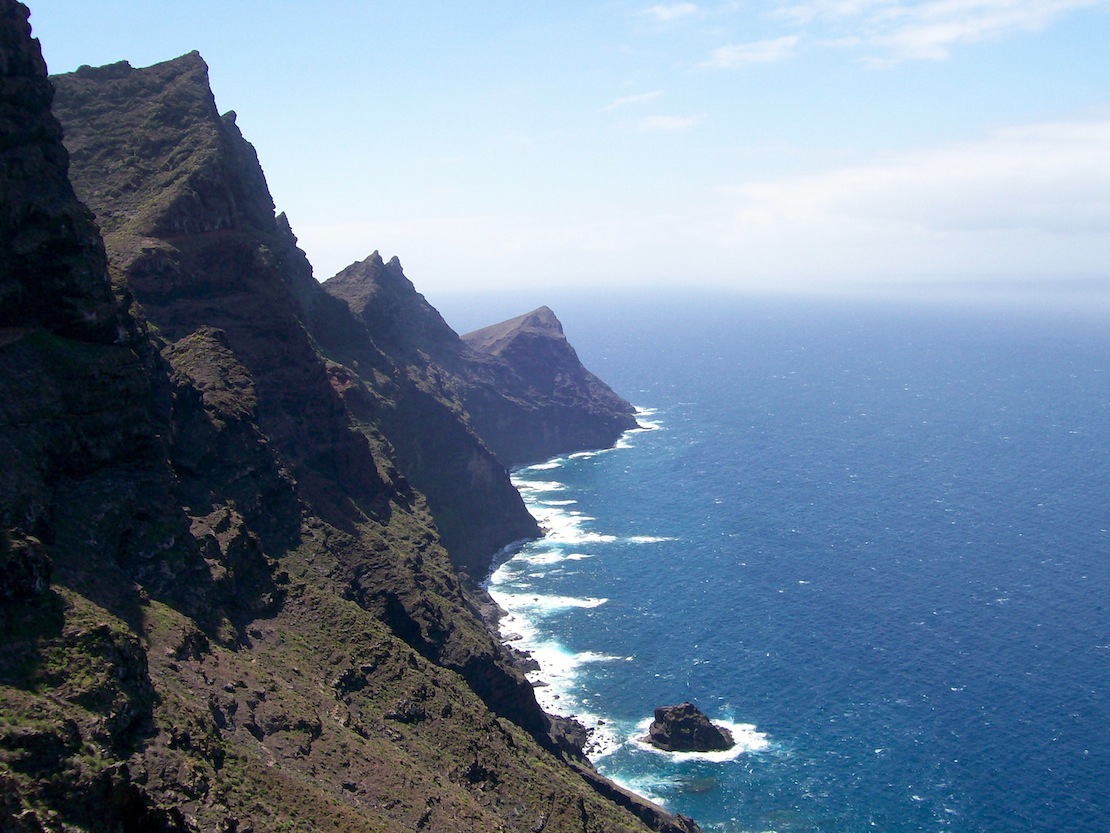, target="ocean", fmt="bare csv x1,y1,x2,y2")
447,294,1109,833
